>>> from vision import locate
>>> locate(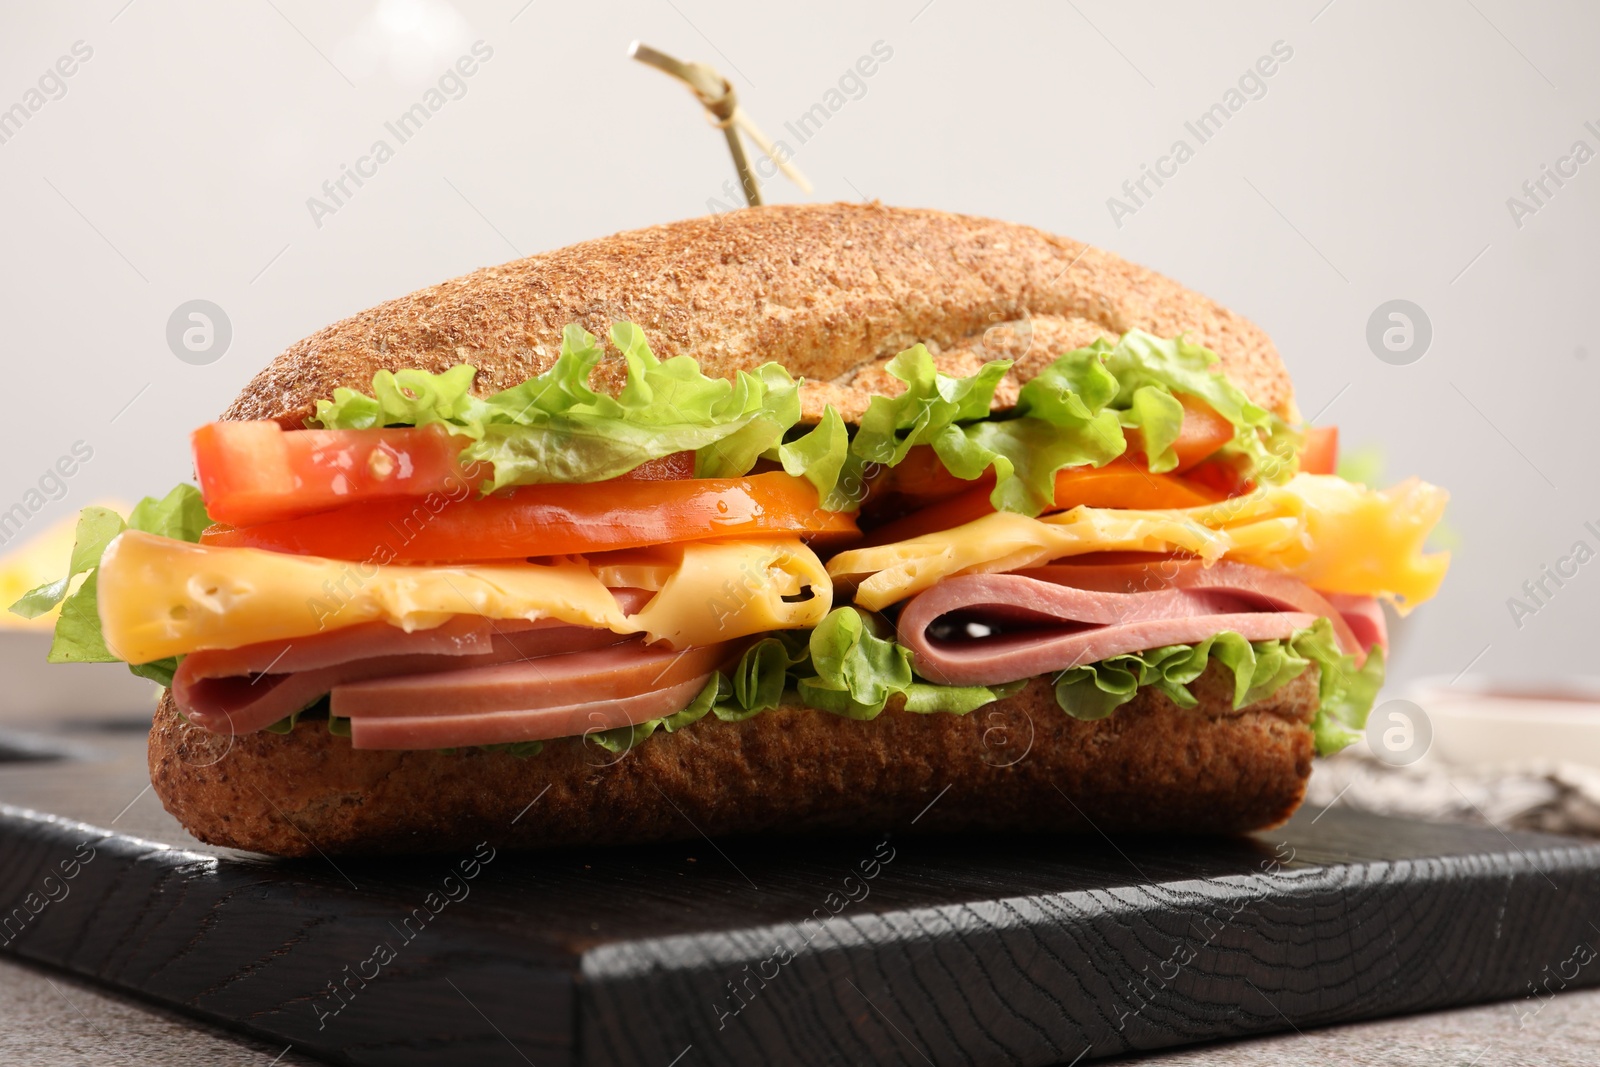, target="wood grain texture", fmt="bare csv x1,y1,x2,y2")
4,725,1600,1066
